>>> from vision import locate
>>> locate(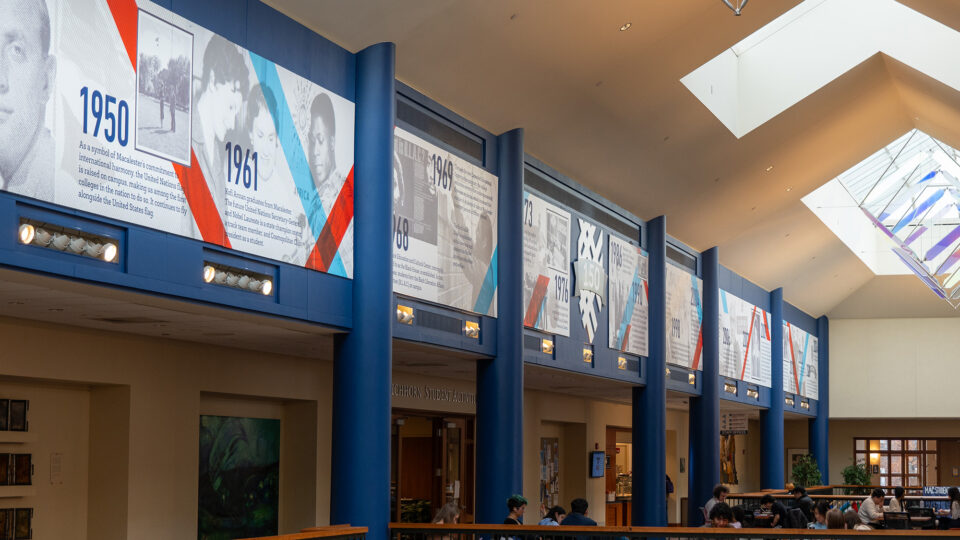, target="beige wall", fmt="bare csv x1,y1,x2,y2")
831,318,960,419
0,315,333,540
666,409,689,524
